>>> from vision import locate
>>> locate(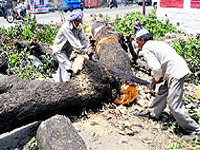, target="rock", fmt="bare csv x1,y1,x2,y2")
37,115,87,150
0,121,40,150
